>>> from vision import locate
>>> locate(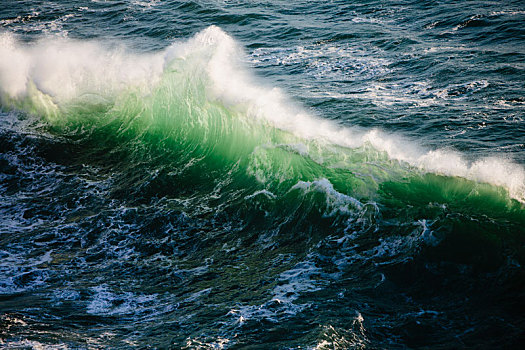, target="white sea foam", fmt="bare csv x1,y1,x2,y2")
0,249,51,294
489,10,525,16
292,178,364,214
0,339,69,350
249,43,391,80
87,284,162,316
183,336,231,349
244,189,277,200
226,258,325,324
131,0,161,10
313,319,368,350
